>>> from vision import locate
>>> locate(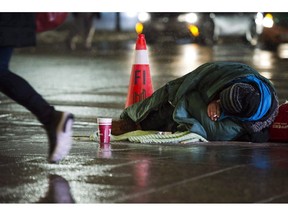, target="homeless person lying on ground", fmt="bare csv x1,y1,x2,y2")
112,62,279,143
